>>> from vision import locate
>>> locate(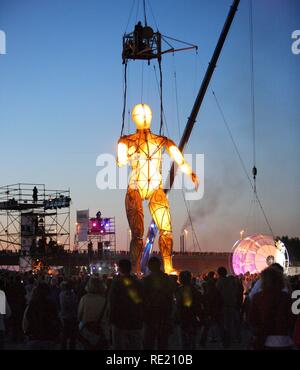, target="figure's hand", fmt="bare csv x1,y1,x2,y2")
191,172,199,191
